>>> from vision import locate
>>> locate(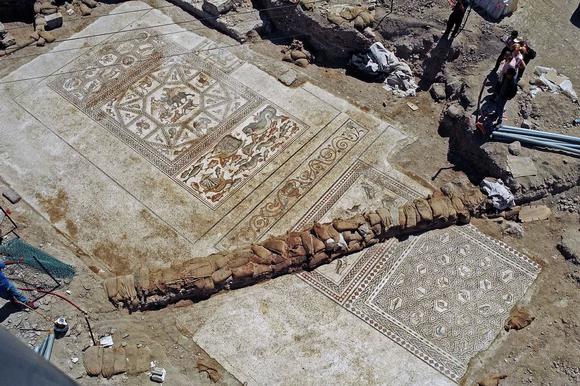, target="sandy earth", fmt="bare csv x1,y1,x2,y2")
0,0,578,385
